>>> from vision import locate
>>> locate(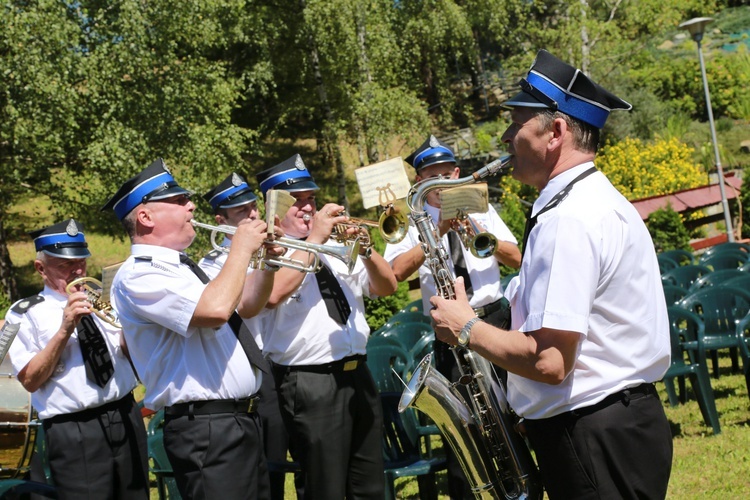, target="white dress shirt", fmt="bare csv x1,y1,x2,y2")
111,244,260,410
509,162,670,419
258,239,375,366
383,203,517,314
6,287,138,419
